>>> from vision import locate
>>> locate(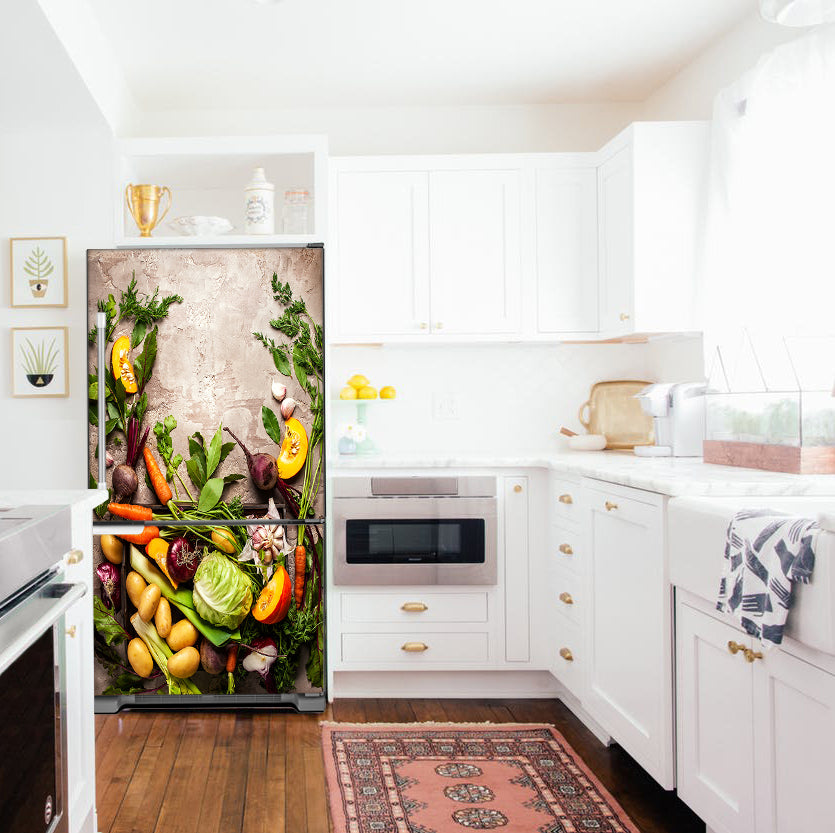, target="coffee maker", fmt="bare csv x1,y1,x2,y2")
634,382,706,457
